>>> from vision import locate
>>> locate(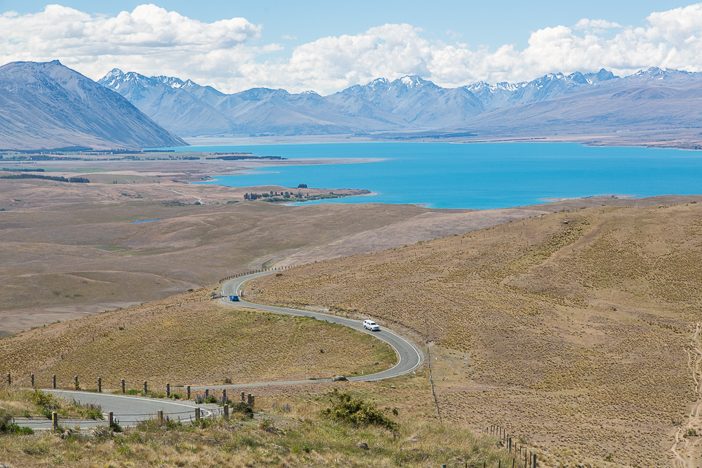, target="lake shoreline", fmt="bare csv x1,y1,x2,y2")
185,134,702,152
187,141,702,210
